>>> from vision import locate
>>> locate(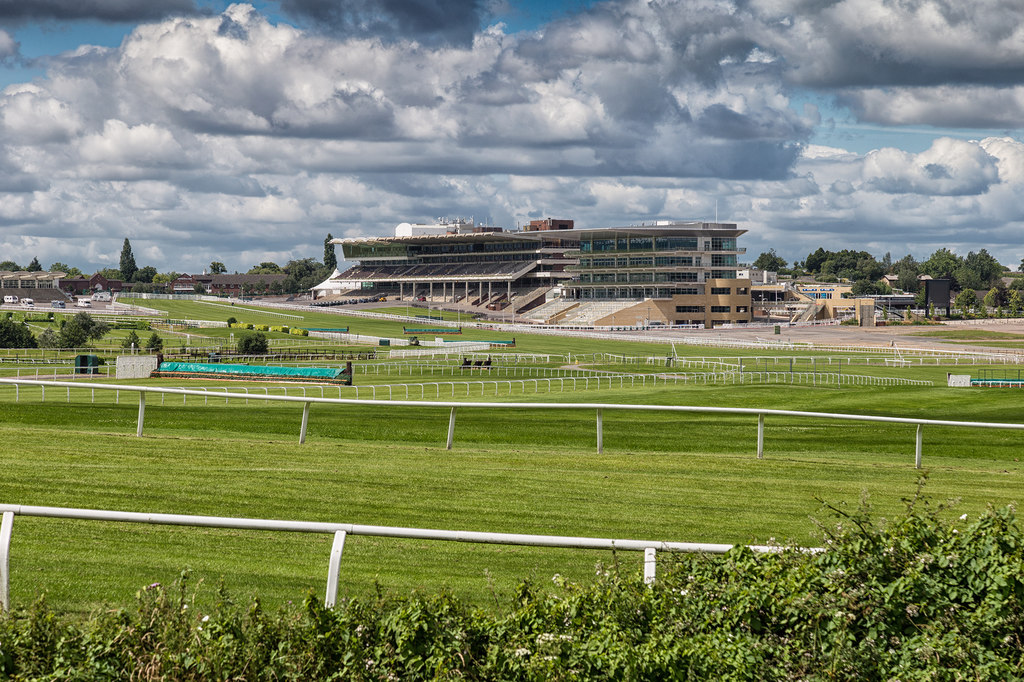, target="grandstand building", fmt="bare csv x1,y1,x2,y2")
333,218,577,313
326,219,752,327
